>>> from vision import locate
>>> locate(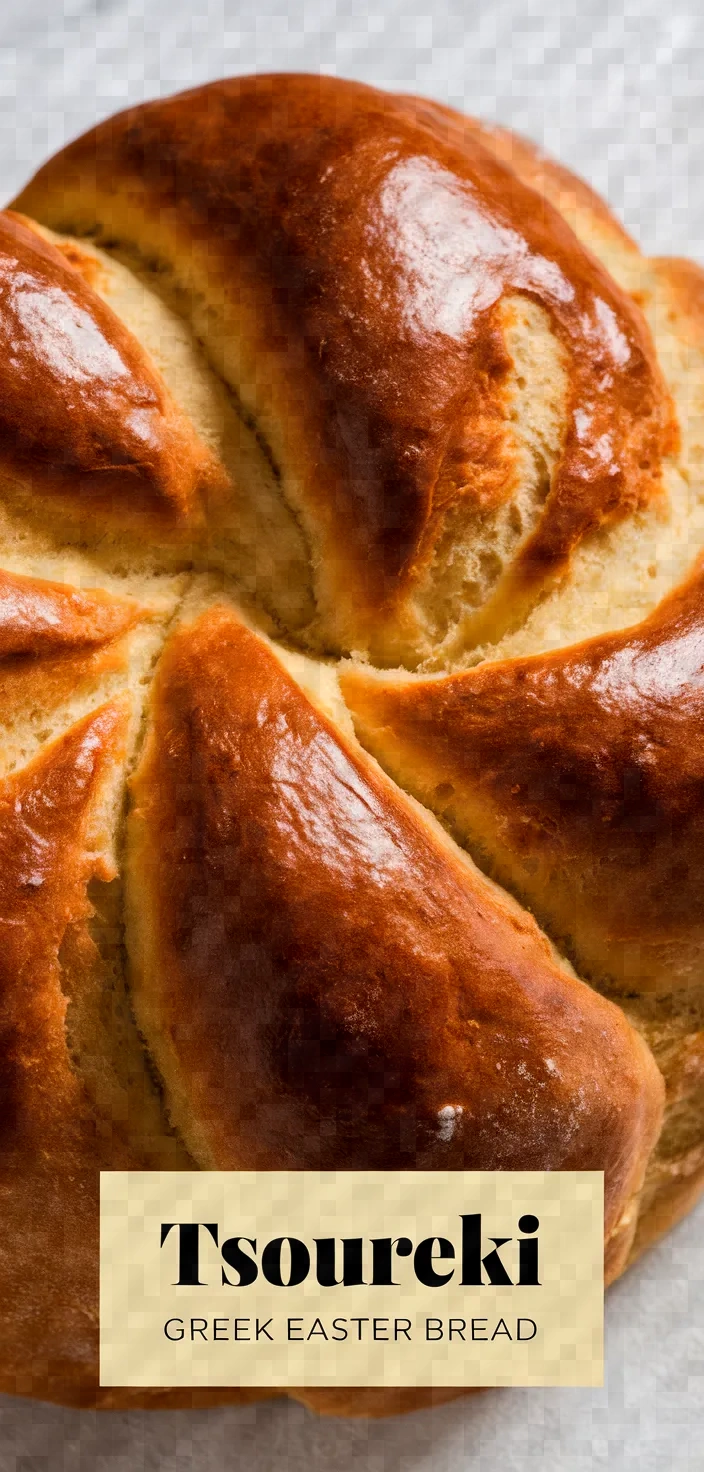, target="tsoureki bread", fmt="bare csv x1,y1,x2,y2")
0,73,701,1417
